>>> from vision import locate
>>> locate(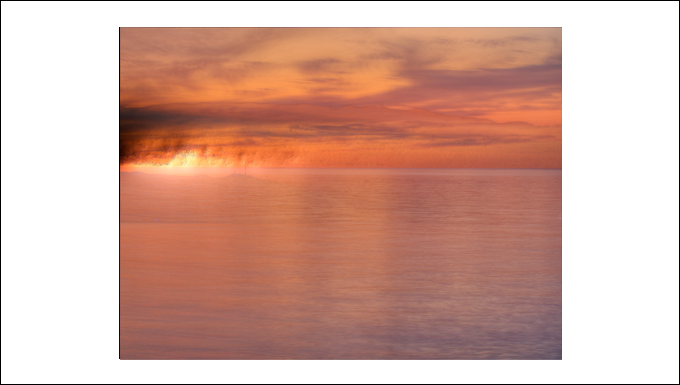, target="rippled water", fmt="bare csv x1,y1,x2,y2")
120,168,561,359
